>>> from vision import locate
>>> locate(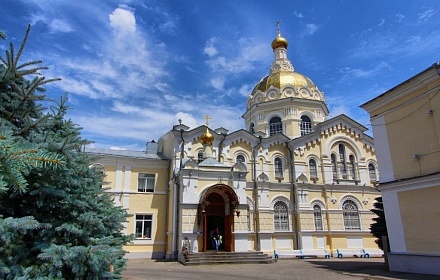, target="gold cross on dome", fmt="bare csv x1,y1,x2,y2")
204,115,212,126
276,20,281,34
